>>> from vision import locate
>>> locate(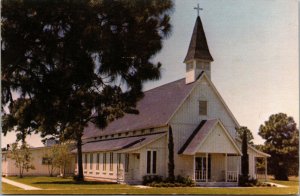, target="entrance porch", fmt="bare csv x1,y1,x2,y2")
194,153,240,186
